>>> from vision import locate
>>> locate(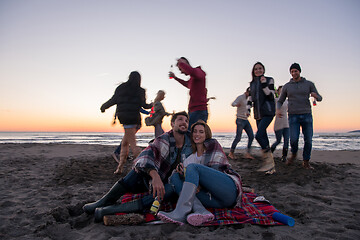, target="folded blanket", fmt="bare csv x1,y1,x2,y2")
118,192,283,226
